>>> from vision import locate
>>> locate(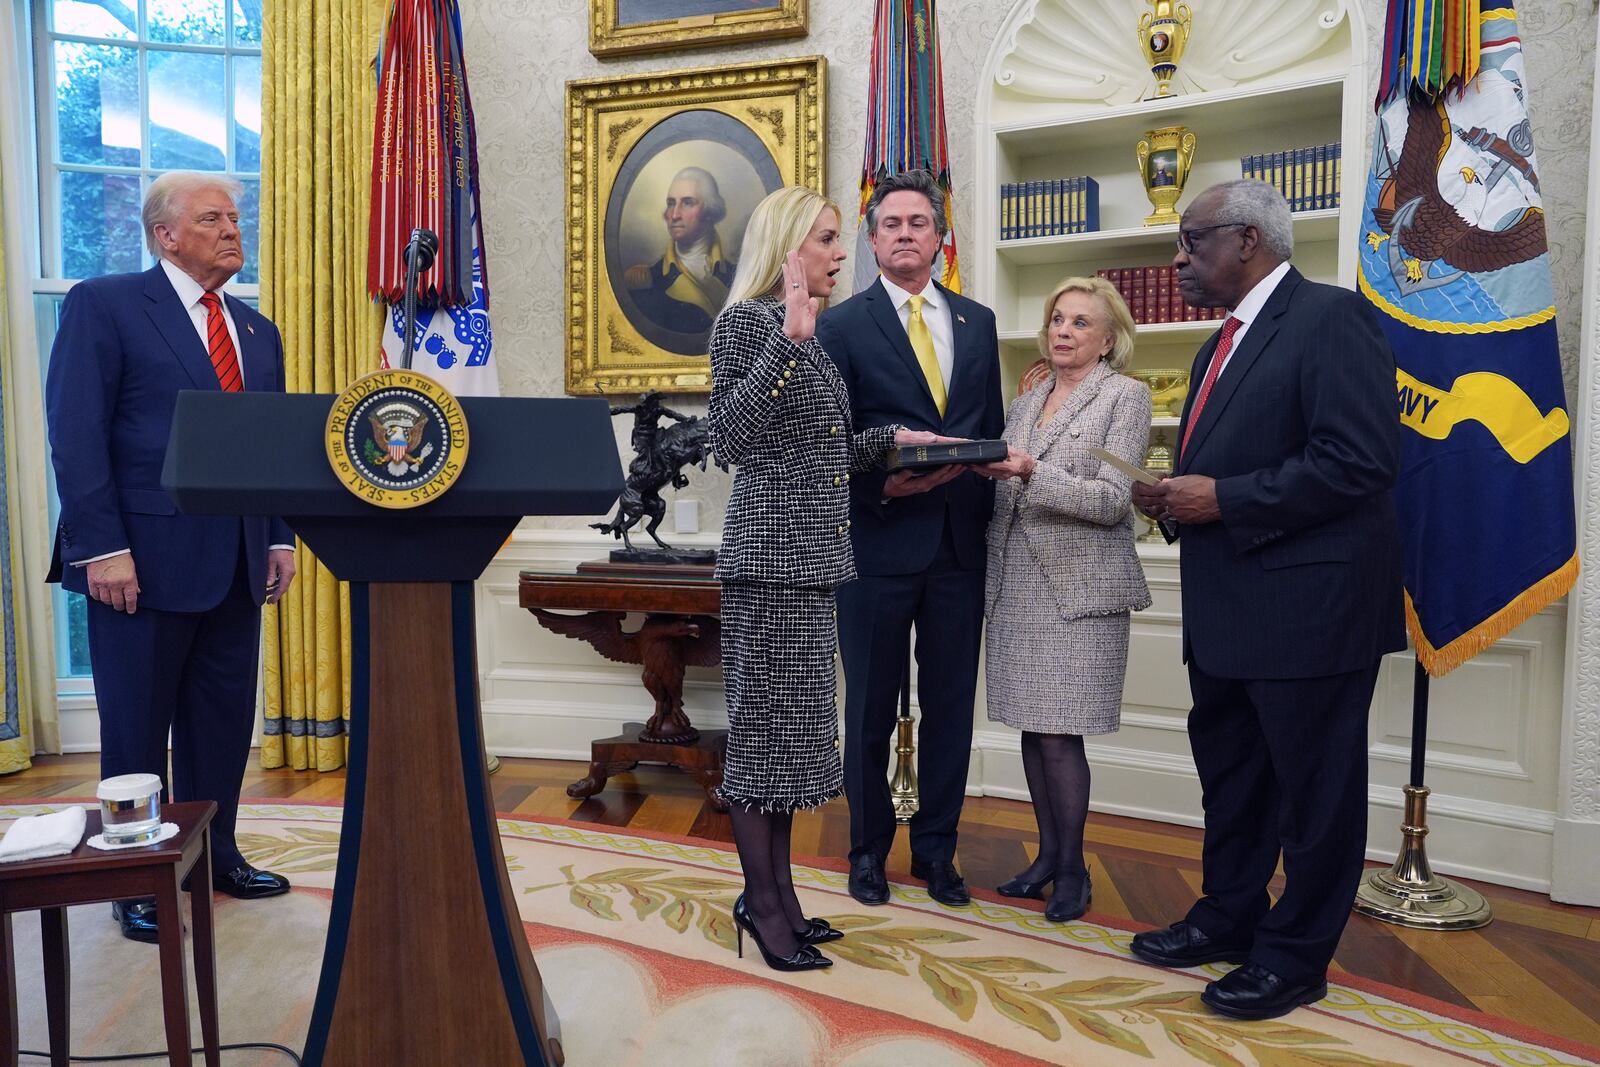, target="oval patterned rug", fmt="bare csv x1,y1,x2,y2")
5,801,1598,1066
